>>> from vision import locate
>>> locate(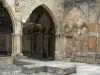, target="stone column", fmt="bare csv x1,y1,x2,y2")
12,33,23,63
55,35,60,60
55,35,63,60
